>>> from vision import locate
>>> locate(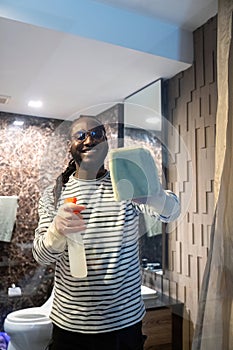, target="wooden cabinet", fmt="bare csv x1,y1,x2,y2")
142,293,183,349
142,307,172,350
